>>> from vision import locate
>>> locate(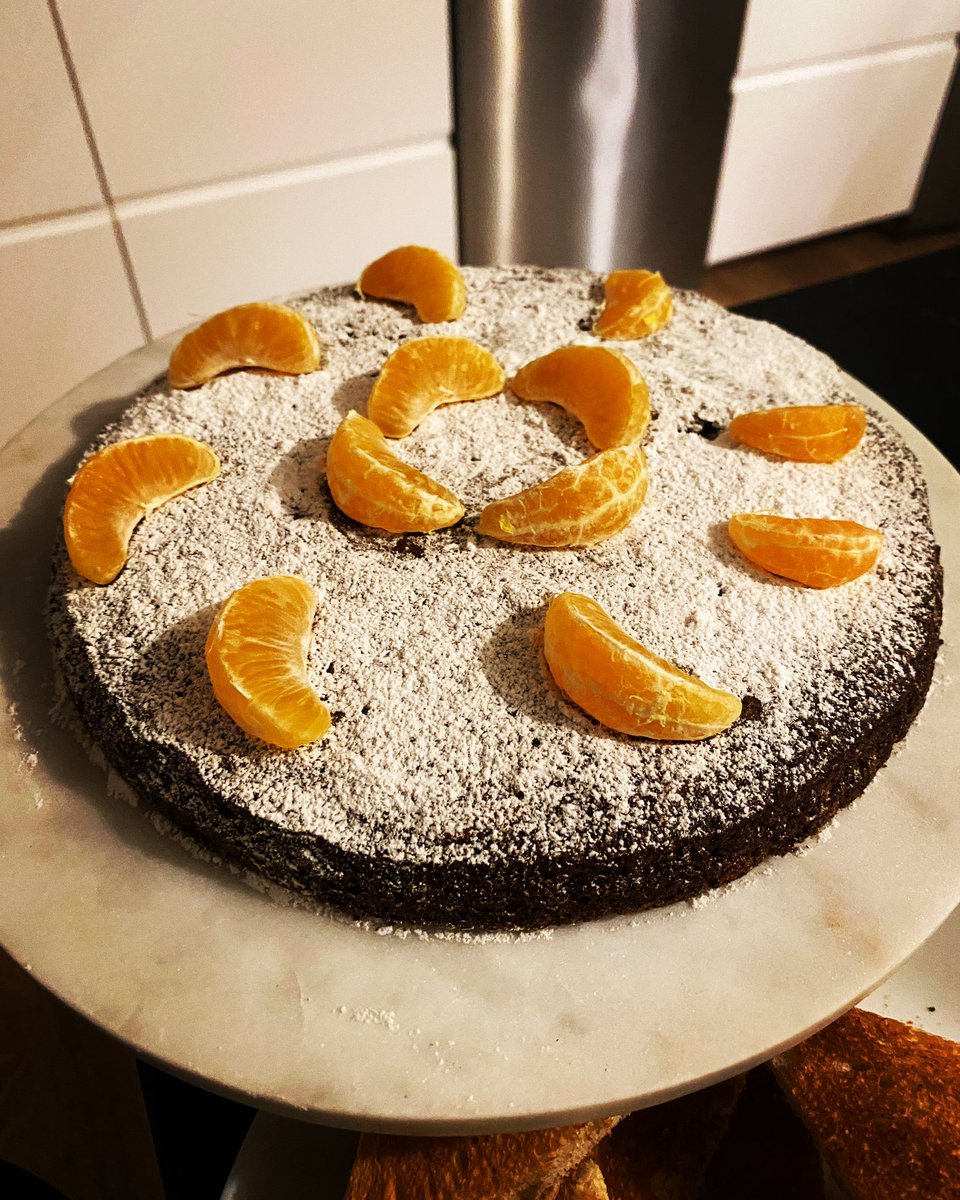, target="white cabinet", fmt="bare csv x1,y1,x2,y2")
736,0,960,73
707,0,960,264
